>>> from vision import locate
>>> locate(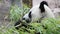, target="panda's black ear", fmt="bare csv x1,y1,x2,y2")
39,1,48,13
